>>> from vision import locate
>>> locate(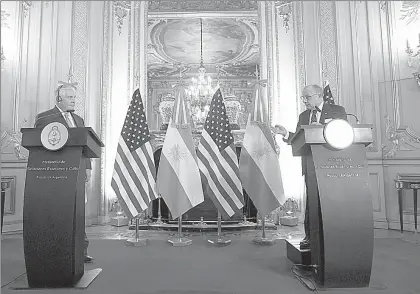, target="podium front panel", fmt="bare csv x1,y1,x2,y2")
23,146,86,287
309,144,374,287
